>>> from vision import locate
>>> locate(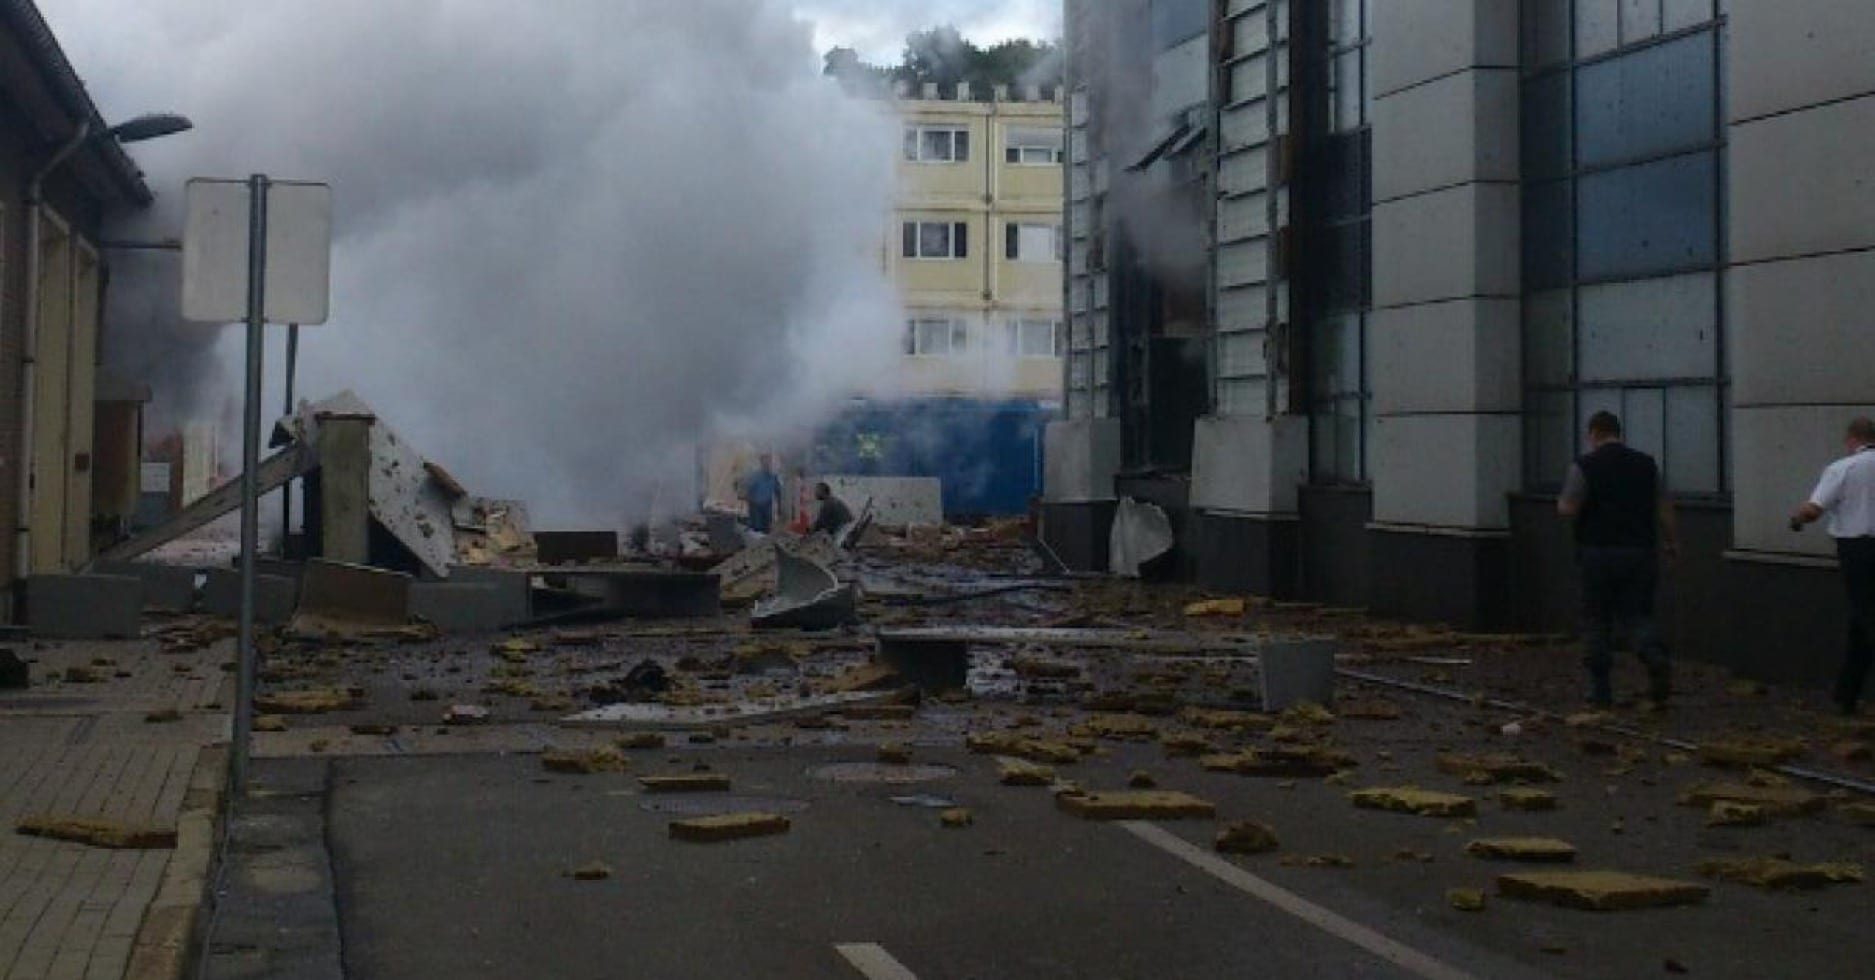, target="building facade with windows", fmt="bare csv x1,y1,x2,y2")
889,84,1066,400
1047,0,1873,682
